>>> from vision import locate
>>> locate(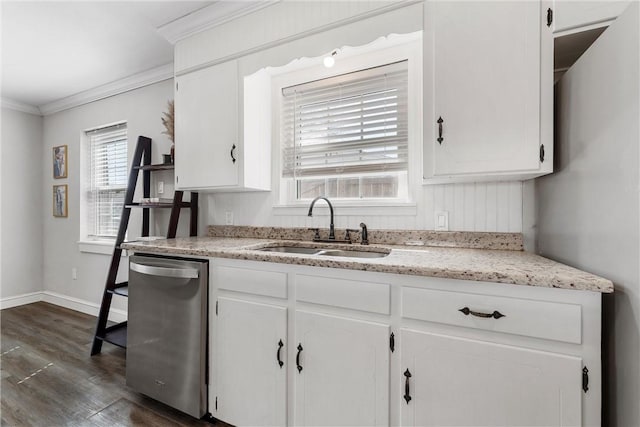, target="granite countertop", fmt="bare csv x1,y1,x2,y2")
121,235,614,293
